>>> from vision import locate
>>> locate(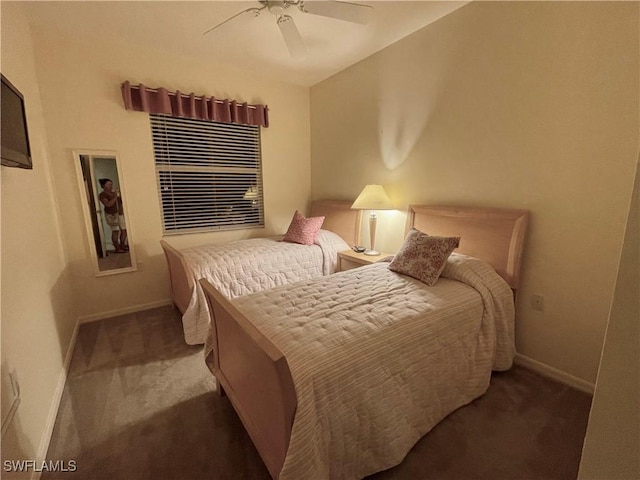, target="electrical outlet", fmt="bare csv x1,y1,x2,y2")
531,294,544,312
137,261,144,272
